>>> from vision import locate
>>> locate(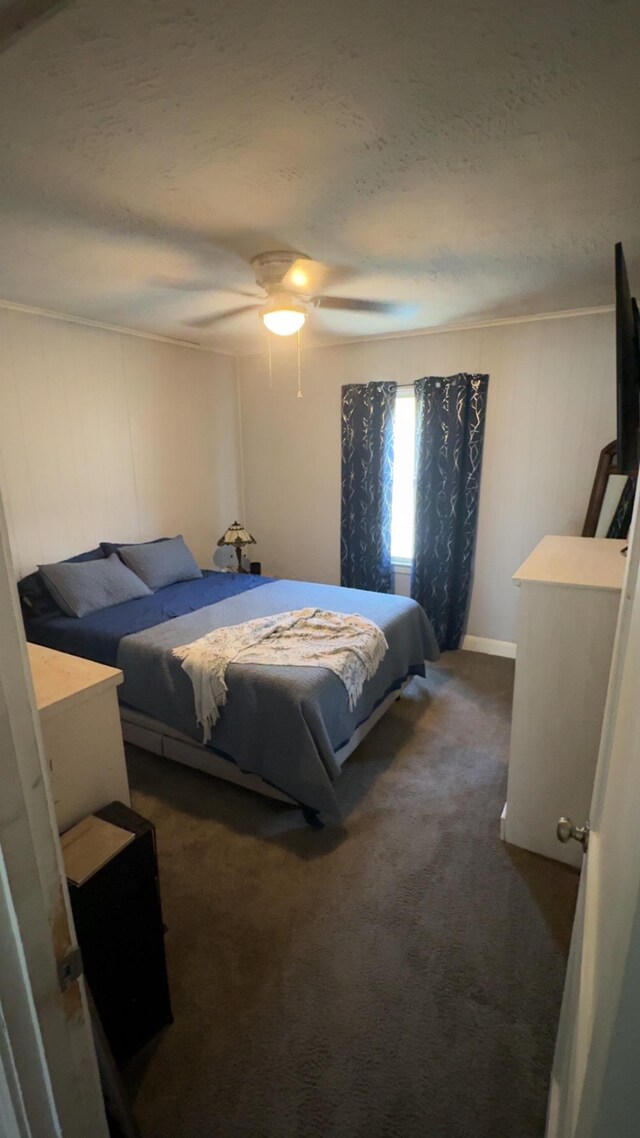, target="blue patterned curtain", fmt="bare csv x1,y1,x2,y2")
341,382,397,592
411,373,489,650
